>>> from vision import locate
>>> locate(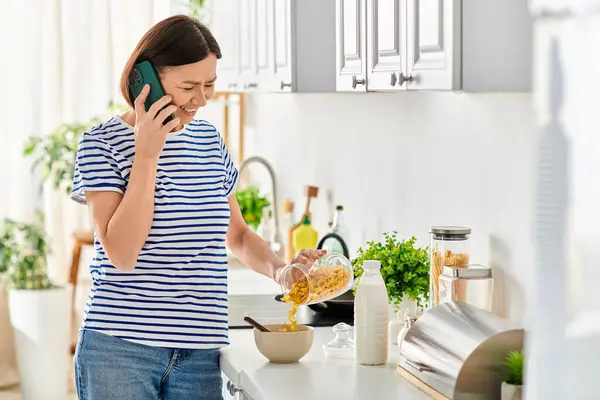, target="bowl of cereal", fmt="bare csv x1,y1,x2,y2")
253,324,315,363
